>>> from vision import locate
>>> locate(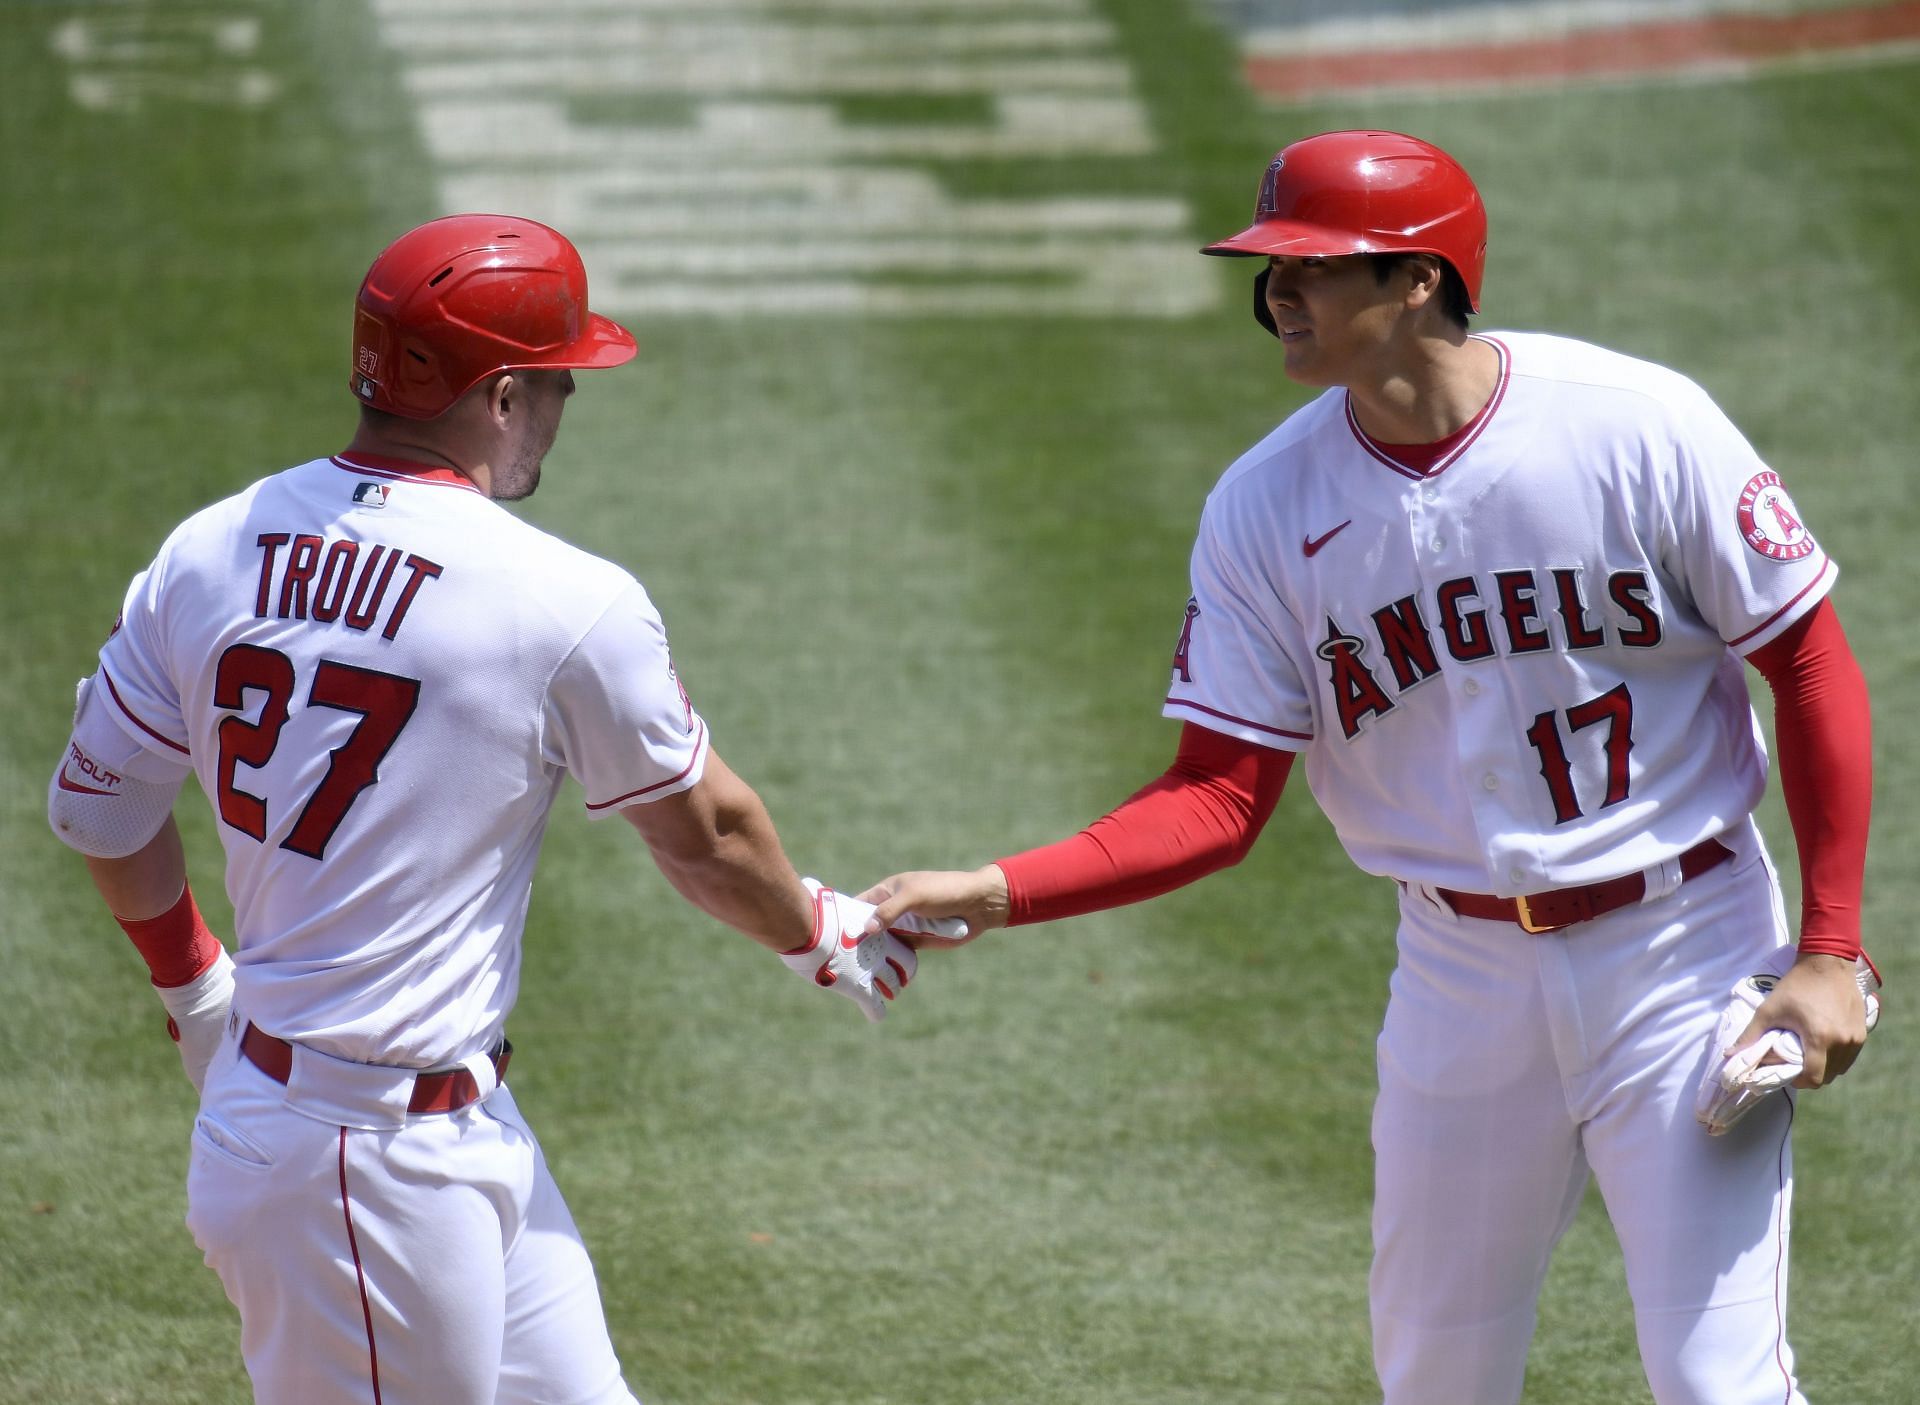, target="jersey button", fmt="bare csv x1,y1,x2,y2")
1463,678,1481,696
1422,487,1439,503
1430,536,1446,552
1510,867,1526,884
1481,773,1499,791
